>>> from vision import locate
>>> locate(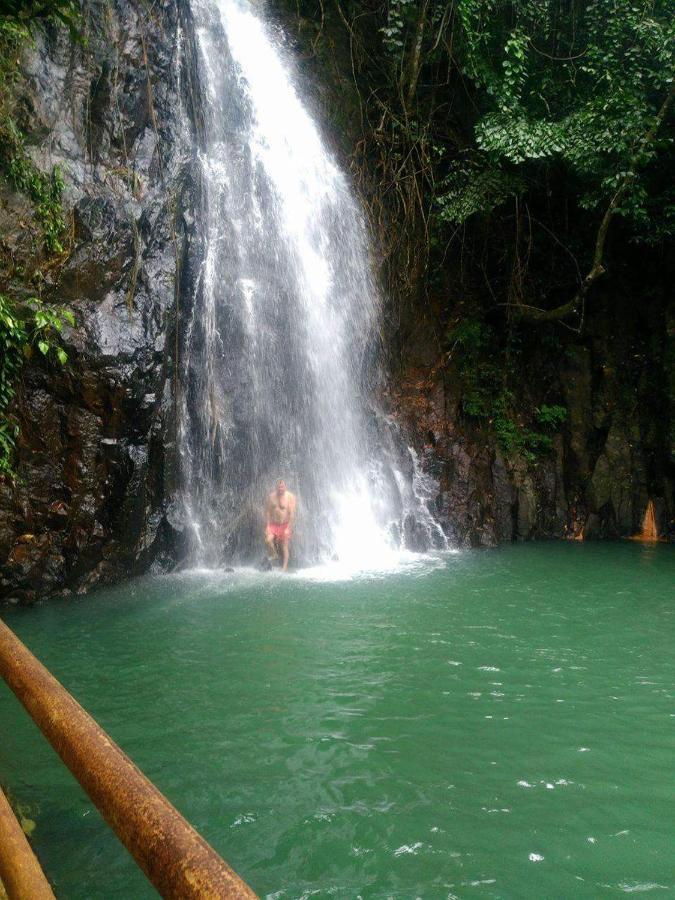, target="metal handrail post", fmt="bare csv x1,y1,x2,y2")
0,787,56,900
0,619,257,899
